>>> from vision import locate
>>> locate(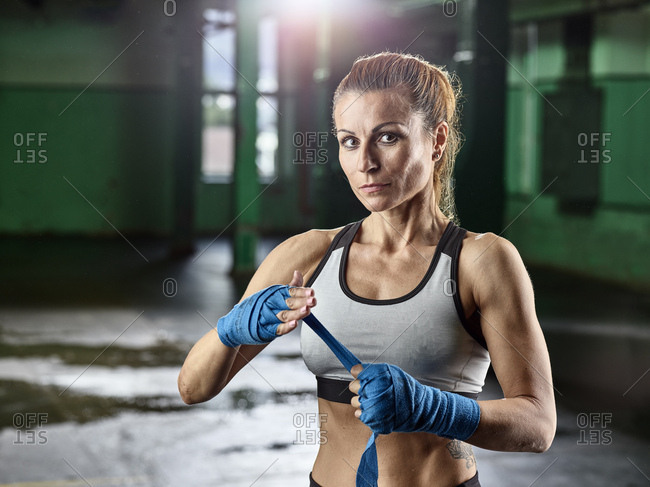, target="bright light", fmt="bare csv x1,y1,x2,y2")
274,0,327,22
